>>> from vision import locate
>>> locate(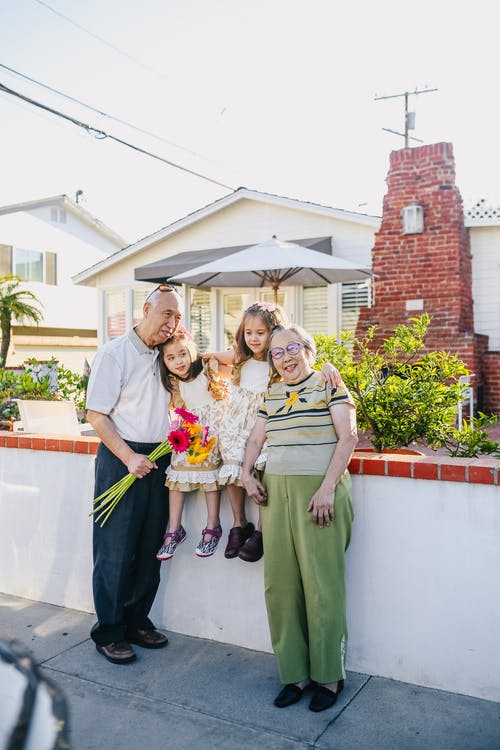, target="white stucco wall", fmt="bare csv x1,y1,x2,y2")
1,445,498,702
